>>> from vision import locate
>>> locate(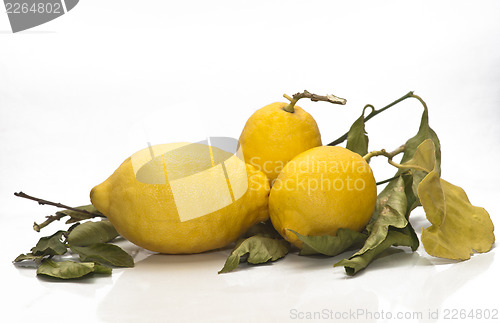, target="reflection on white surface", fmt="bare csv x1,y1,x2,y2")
86,234,496,323
2,212,498,323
